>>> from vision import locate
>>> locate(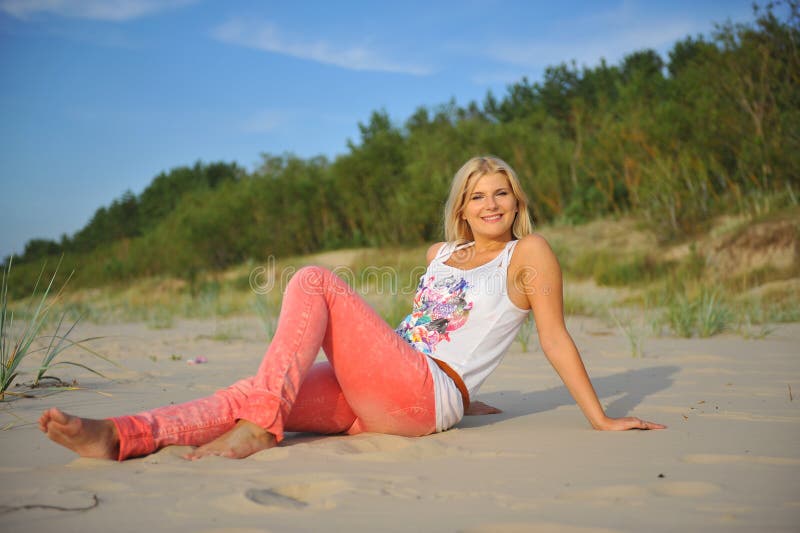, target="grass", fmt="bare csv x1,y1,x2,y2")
515,314,536,352
736,311,777,340
371,293,414,330
664,294,696,338
567,250,671,287
198,322,244,342
254,293,282,341
696,289,733,338
147,307,175,330
48,263,797,345
1,258,113,400
609,309,646,357
655,284,734,338
562,290,600,317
